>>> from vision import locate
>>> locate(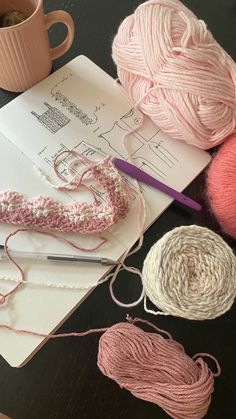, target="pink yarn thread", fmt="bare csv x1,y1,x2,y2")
0,140,148,308
0,316,220,419
0,153,131,233
207,132,236,239
112,0,236,149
